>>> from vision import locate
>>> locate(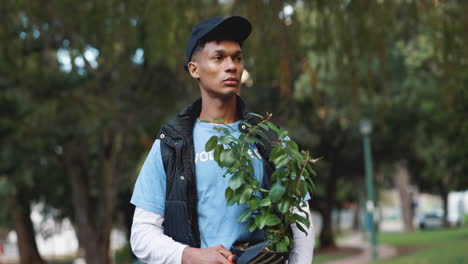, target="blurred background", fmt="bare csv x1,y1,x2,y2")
1,0,467,263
